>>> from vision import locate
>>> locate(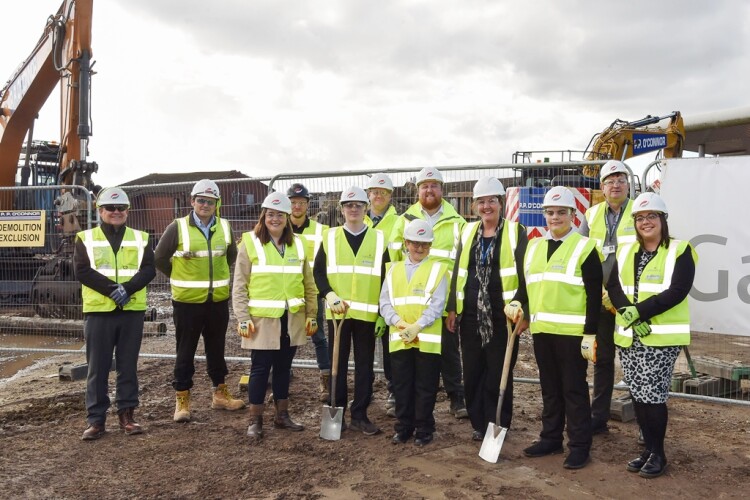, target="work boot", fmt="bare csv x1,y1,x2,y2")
385,392,396,409
212,383,247,411
174,390,191,423
246,404,265,440
118,408,144,435
273,399,304,431
81,423,106,441
319,371,331,403
449,393,468,419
